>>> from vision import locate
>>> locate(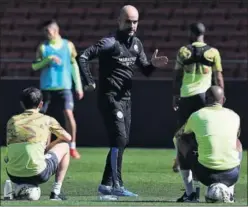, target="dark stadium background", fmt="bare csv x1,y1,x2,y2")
0,0,247,148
